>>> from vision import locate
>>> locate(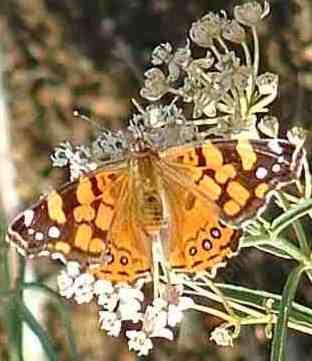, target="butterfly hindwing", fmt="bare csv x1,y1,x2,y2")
161,176,241,274
91,177,151,282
